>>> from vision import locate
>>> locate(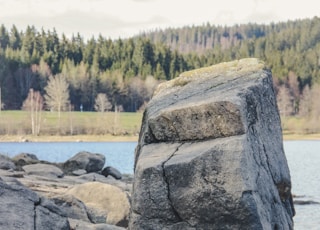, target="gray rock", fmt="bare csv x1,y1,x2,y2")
0,180,70,229
72,169,87,176
69,218,126,230
101,166,122,180
12,152,39,170
0,154,16,170
63,151,105,174
293,199,320,205
36,197,70,230
12,152,39,162
51,194,91,222
66,182,130,227
0,176,24,186
130,59,295,229
23,163,64,178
